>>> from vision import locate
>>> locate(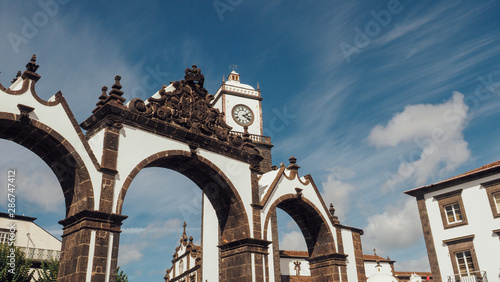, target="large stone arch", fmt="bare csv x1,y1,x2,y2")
117,150,251,242
263,194,348,281
0,112,94,217
263,194,336,258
